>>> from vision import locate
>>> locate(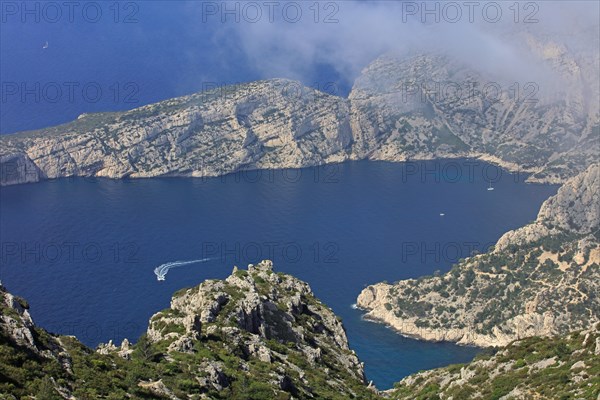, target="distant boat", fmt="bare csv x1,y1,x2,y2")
43,41,48,49
487,180,494,191
439,213,445,216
